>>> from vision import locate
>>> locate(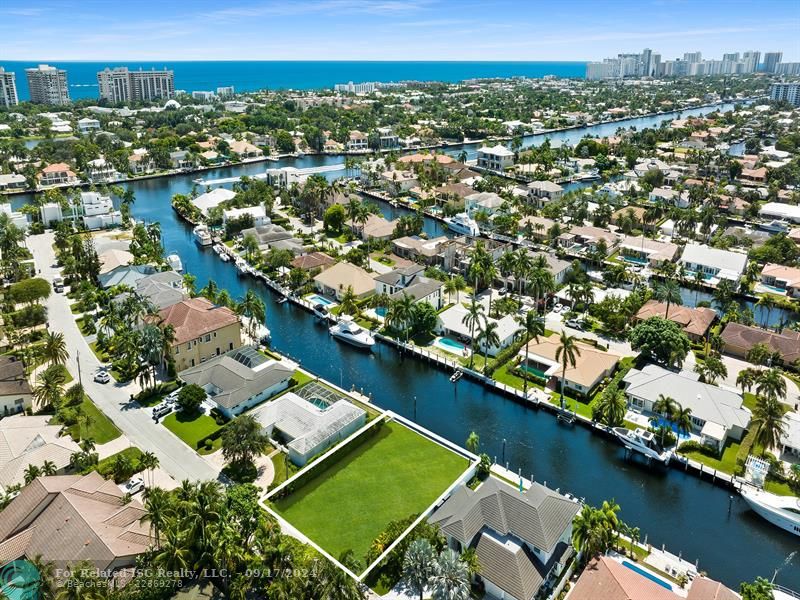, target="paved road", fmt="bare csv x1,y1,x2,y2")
28,232,219,483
